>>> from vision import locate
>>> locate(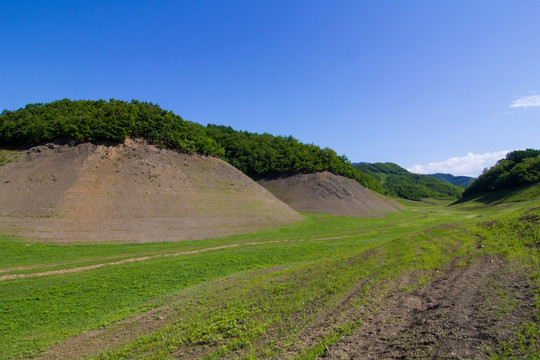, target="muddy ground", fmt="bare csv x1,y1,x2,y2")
321,256,537,359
